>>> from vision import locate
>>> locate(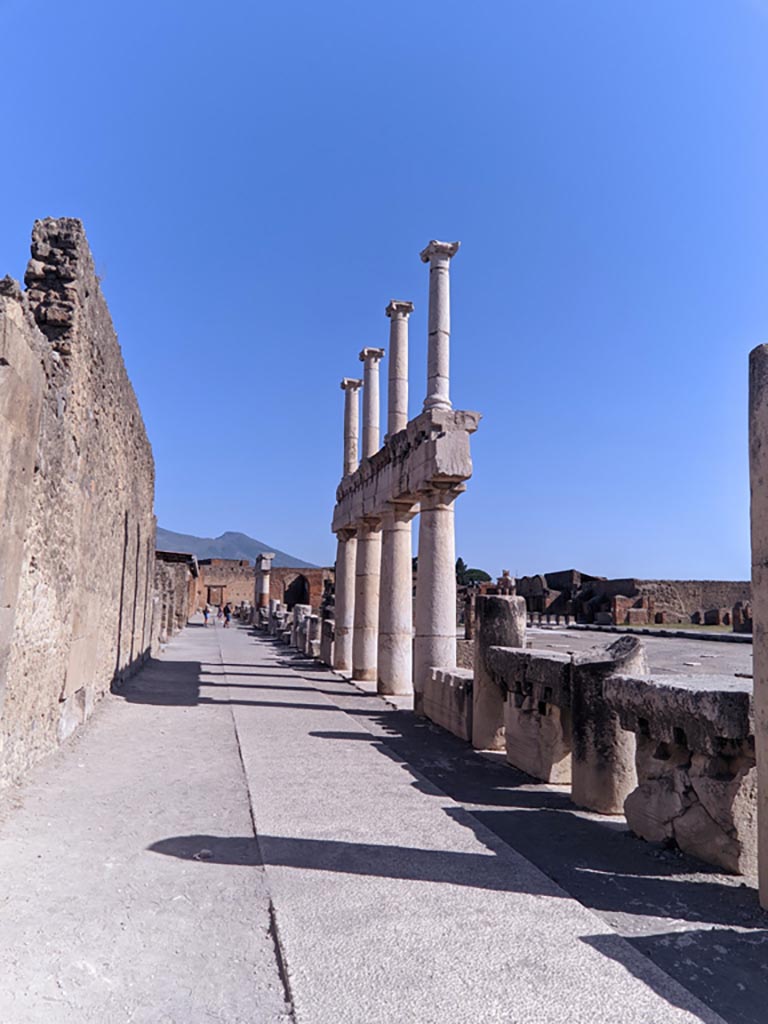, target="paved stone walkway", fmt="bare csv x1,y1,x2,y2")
0,621,758,1023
